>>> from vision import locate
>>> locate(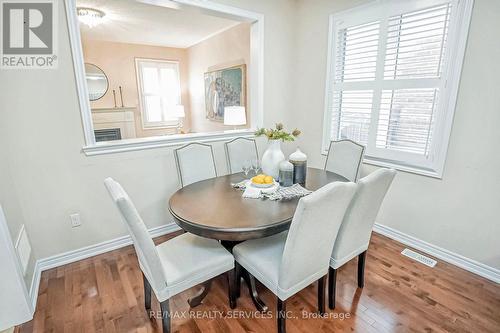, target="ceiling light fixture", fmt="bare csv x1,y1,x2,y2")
77,7,106,28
